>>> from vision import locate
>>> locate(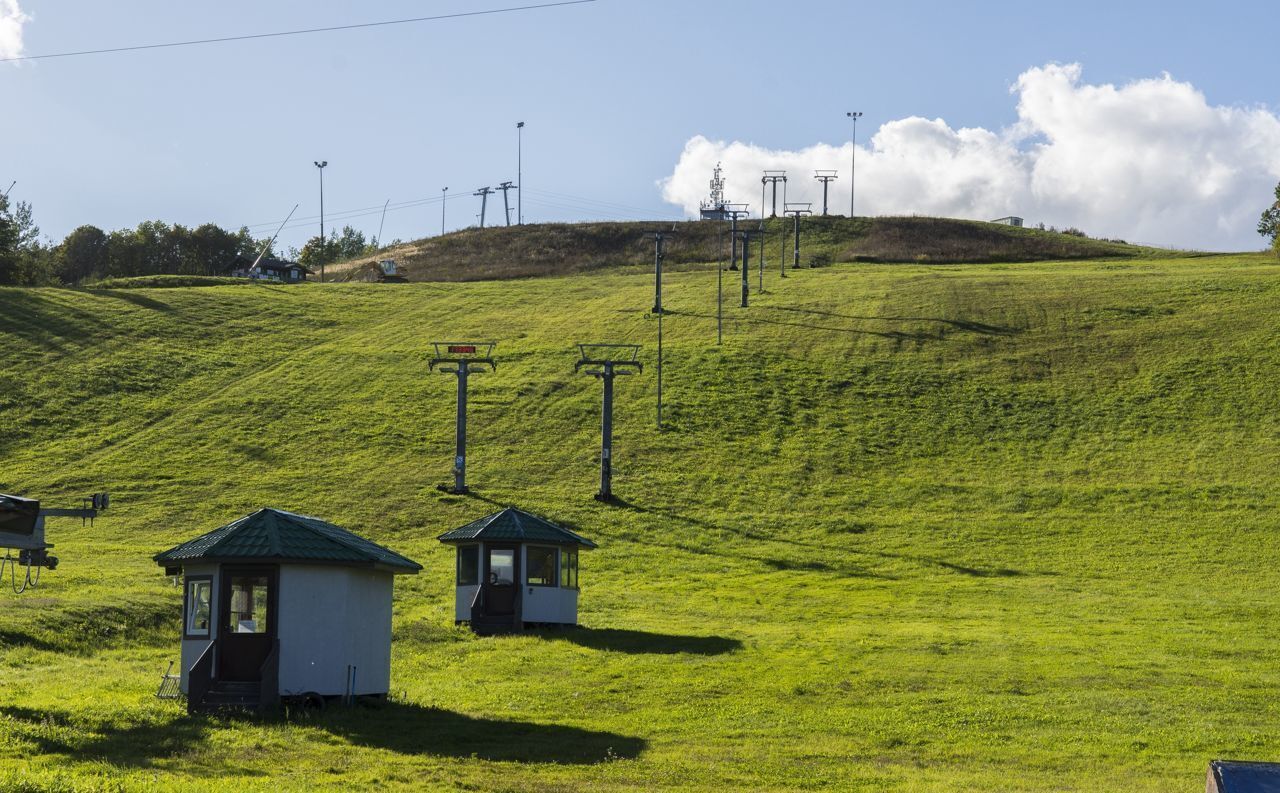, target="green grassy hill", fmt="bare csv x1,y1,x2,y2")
2,251,1279,791
336,216,1182,282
